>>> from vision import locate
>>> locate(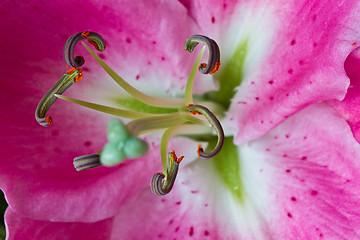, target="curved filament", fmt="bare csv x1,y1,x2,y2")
184,35,220,75
35,68,82,126
186,104,224,158
64,31,106,68
150,150,183,195
73,154,102,171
